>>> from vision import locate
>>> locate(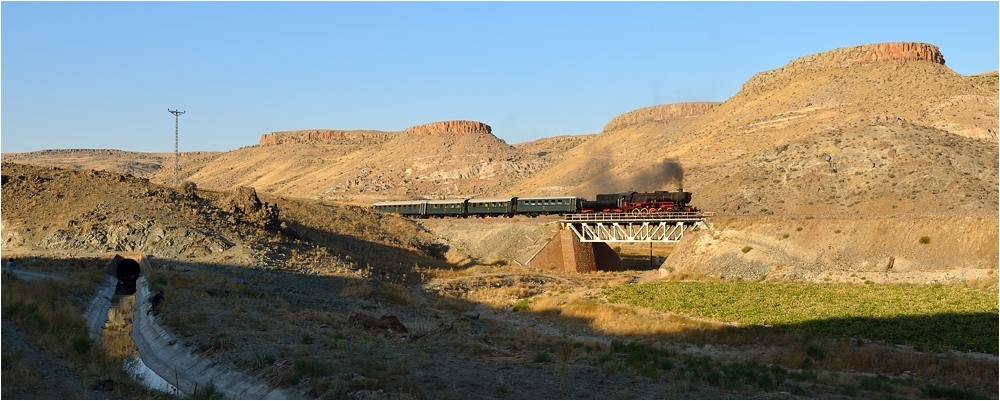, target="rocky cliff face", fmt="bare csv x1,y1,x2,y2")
404,120,493,136
742,42,945,94
258,129,395,146
602,102,721,132
258,121,494,146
